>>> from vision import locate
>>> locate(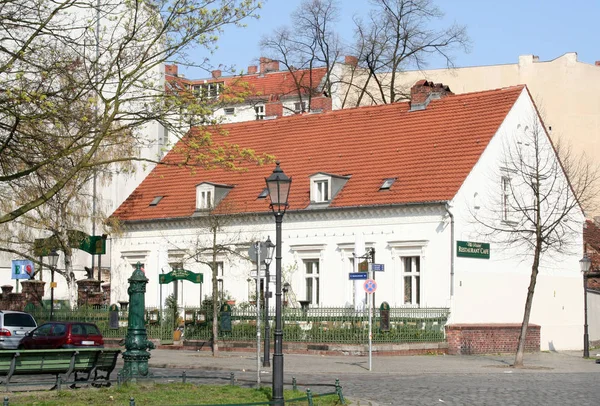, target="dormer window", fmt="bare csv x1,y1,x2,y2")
313,178,330,203
308,172,350,207
196,185,213,209
195,182,234,211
